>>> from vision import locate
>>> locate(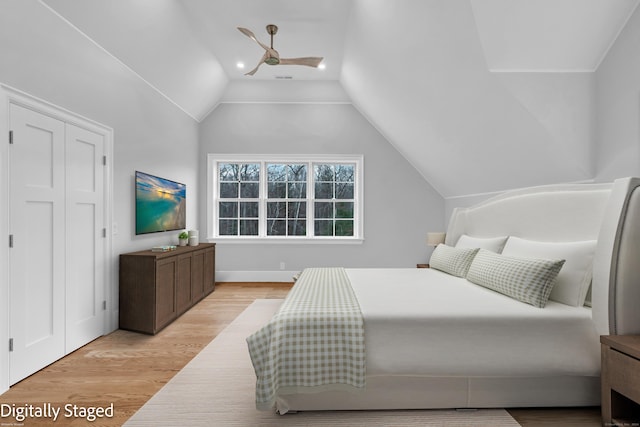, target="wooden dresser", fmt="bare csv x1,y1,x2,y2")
119,243,215,334
601,335,640,426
